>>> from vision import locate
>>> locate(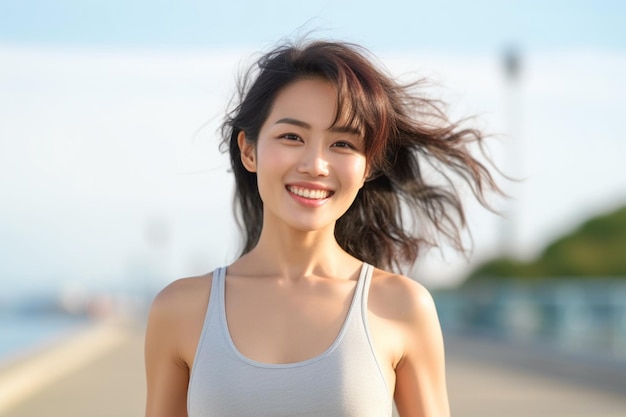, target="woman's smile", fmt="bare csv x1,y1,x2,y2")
286,185,334,200
286,184,335,208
